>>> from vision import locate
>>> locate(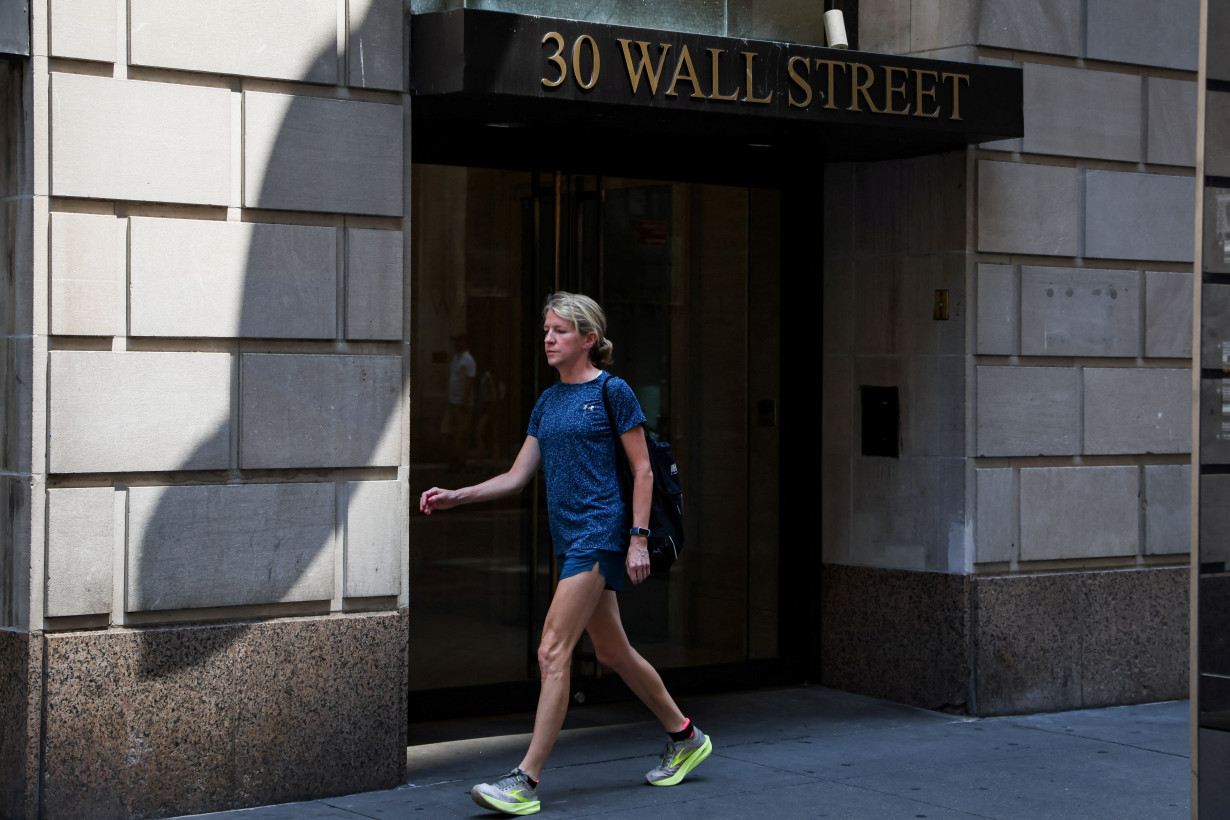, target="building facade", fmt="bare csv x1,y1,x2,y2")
0,1,1202,818
822,1,1195,715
